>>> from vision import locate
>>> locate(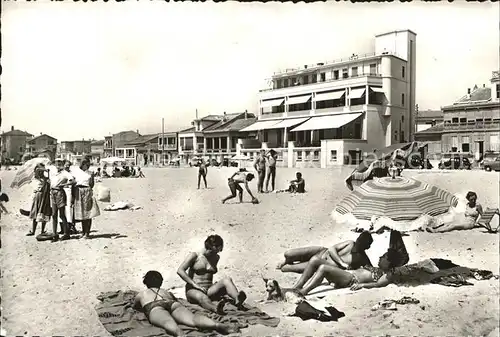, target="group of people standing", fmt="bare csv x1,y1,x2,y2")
253,149,278,193
27,158,100,241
